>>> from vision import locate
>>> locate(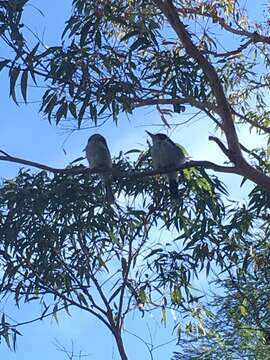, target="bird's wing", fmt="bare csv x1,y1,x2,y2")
168,140,185,160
